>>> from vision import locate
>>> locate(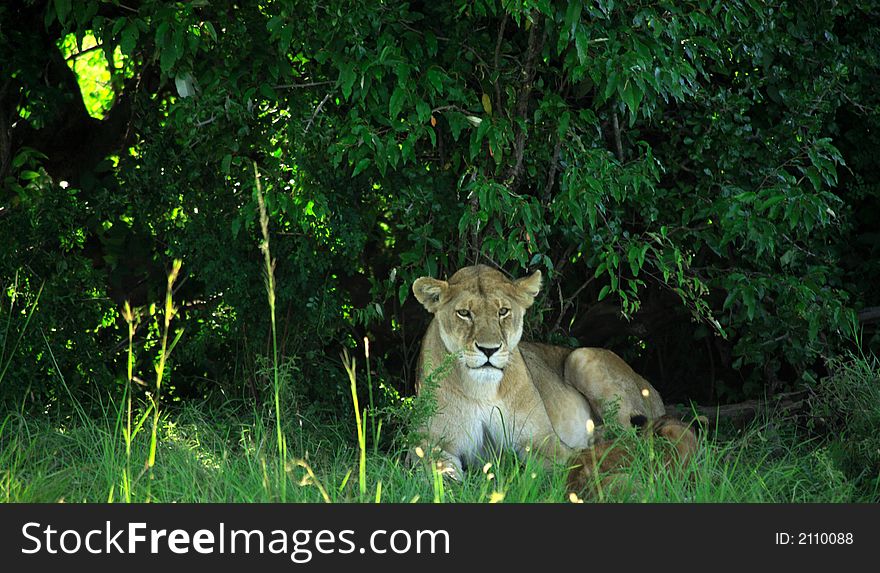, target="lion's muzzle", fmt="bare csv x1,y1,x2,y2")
462,343,509,384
